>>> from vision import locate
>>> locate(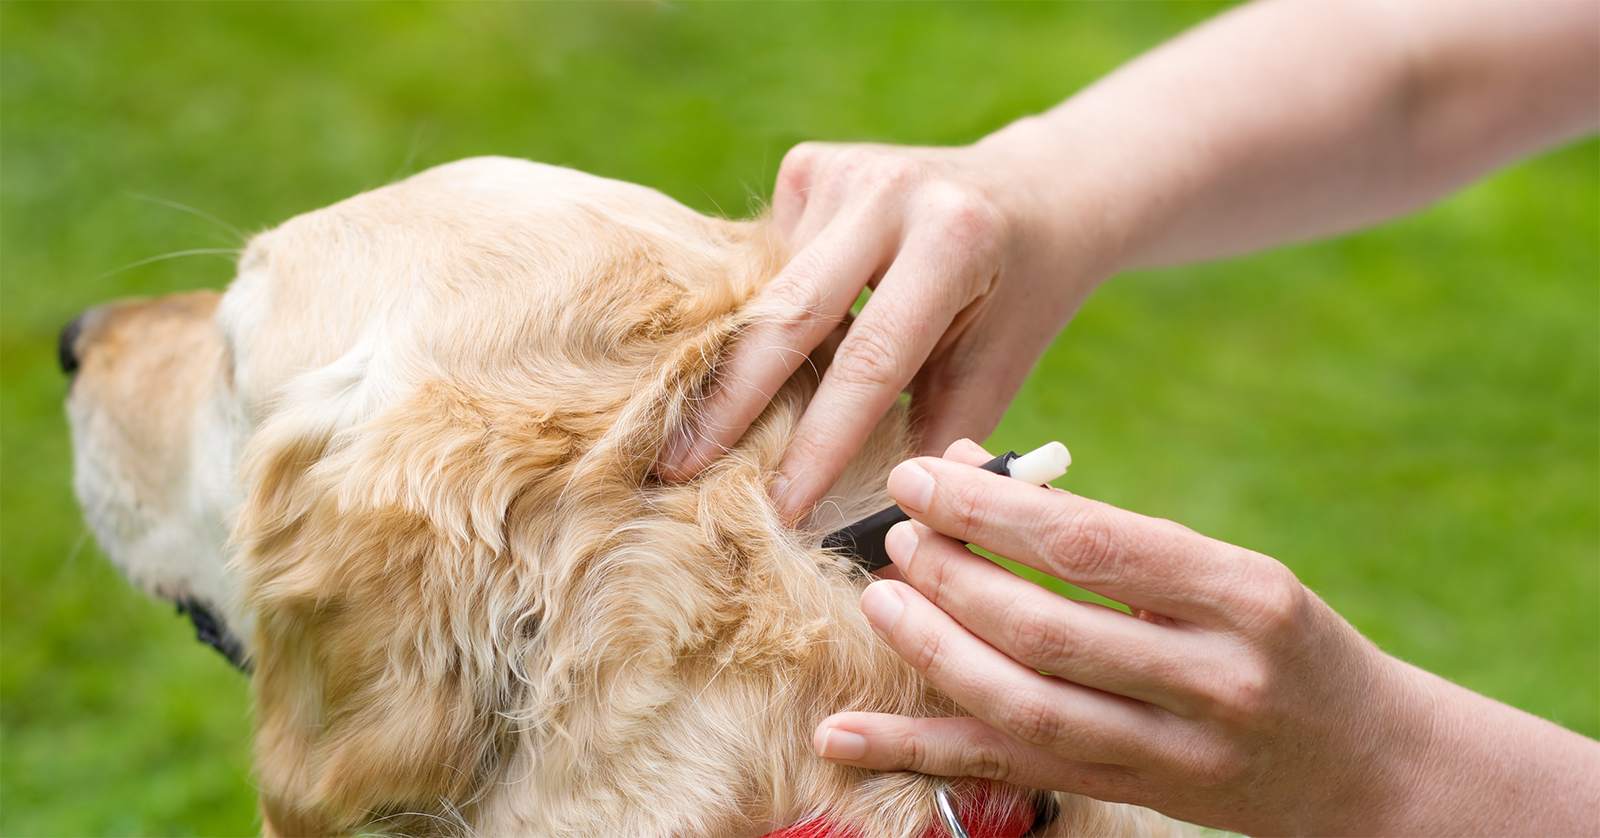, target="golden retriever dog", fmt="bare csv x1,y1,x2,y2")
63,157,1182,838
